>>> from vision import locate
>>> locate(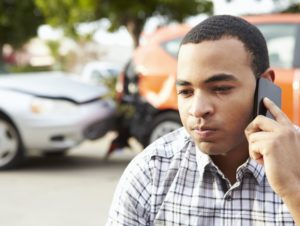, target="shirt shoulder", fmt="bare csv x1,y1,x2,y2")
106,128,194,225
141,127,191,160
121,127,191,188
107,128,193,226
